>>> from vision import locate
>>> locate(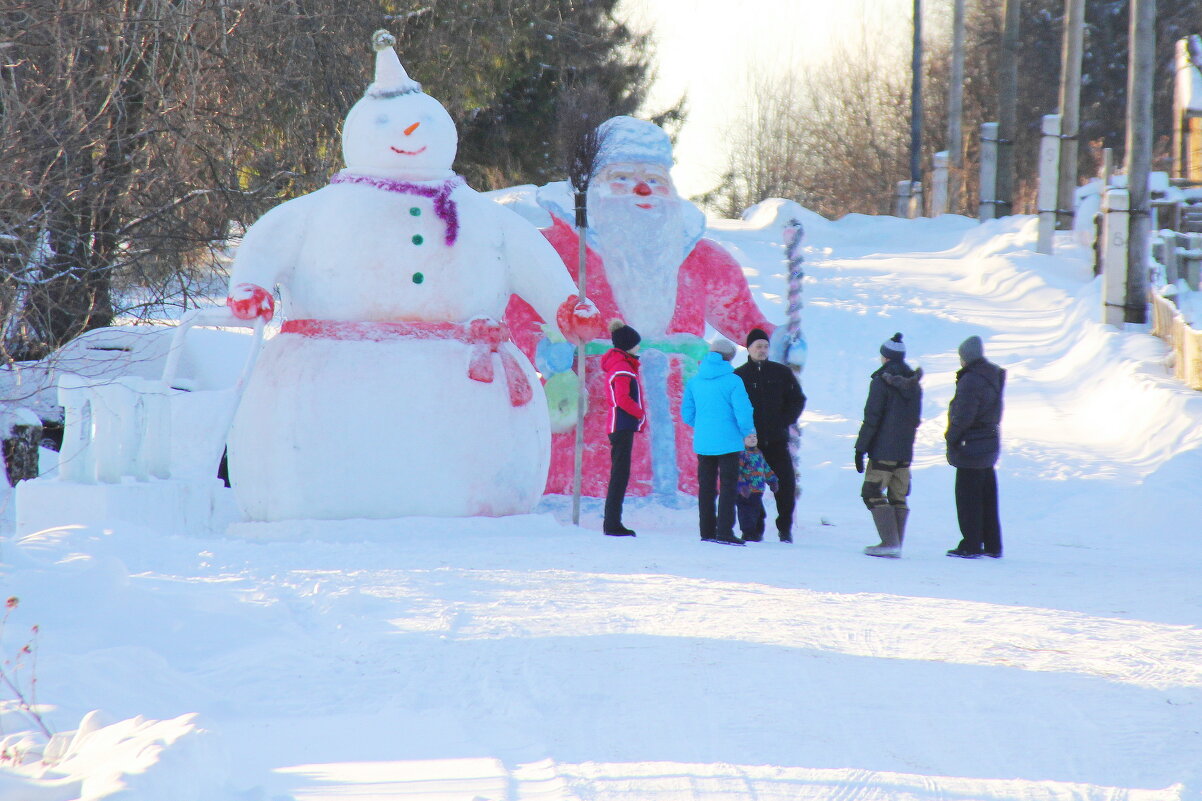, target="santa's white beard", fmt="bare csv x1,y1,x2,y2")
588,192,692,337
